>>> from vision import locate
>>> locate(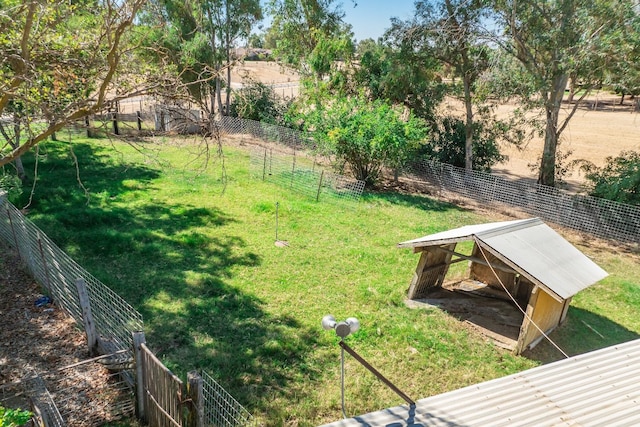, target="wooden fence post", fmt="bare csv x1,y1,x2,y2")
37,233,52,291
316,170,325,202
132,331,147,422
75,278,98,356
112,112,119,135
136,111,142,131
85,116,92,138
186,371,204,427
6,207,22,261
